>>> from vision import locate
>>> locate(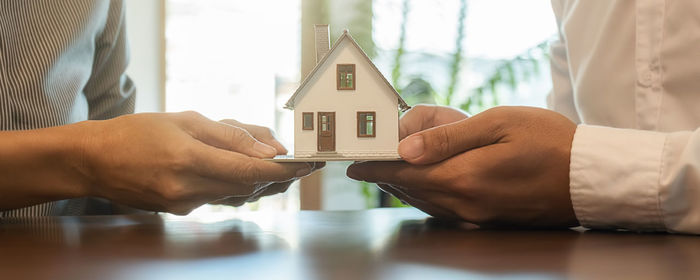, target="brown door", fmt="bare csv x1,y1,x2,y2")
317,112,335,152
